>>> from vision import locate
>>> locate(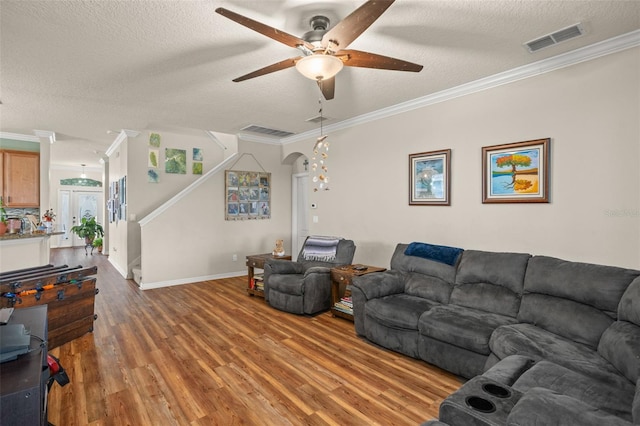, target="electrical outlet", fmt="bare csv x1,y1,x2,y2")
232,254,238,261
